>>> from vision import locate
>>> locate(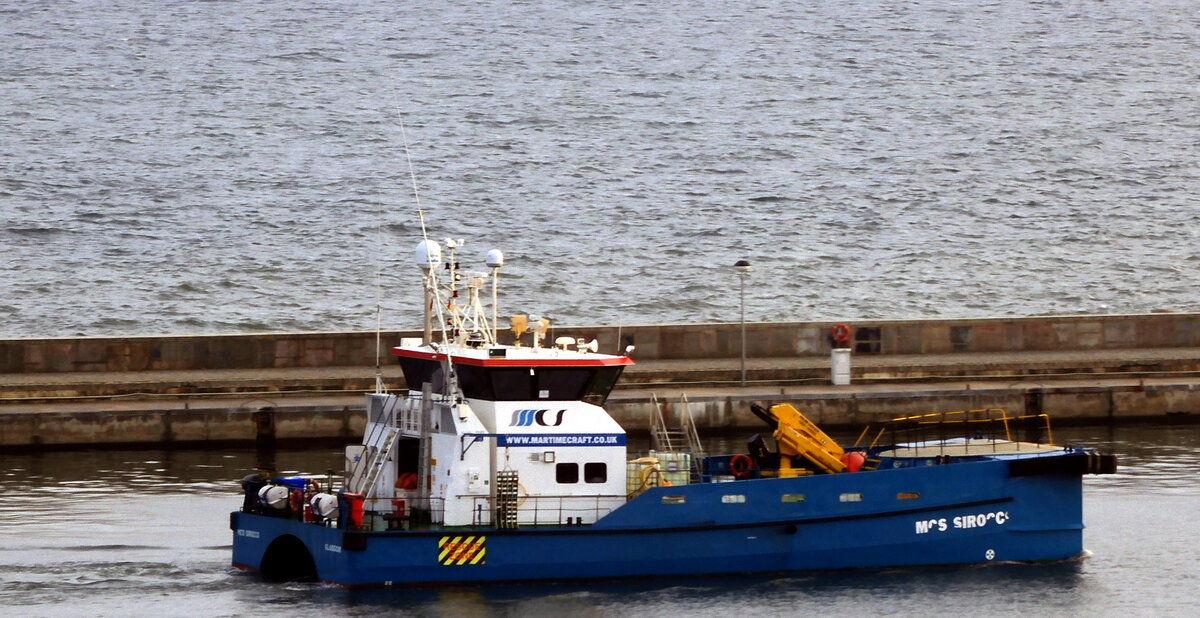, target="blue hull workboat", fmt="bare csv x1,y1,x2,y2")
230,236,1115,587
